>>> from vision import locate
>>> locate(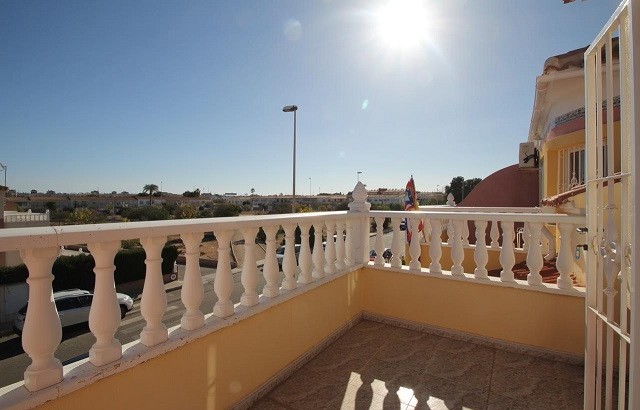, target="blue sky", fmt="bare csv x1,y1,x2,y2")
0,0,621,196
